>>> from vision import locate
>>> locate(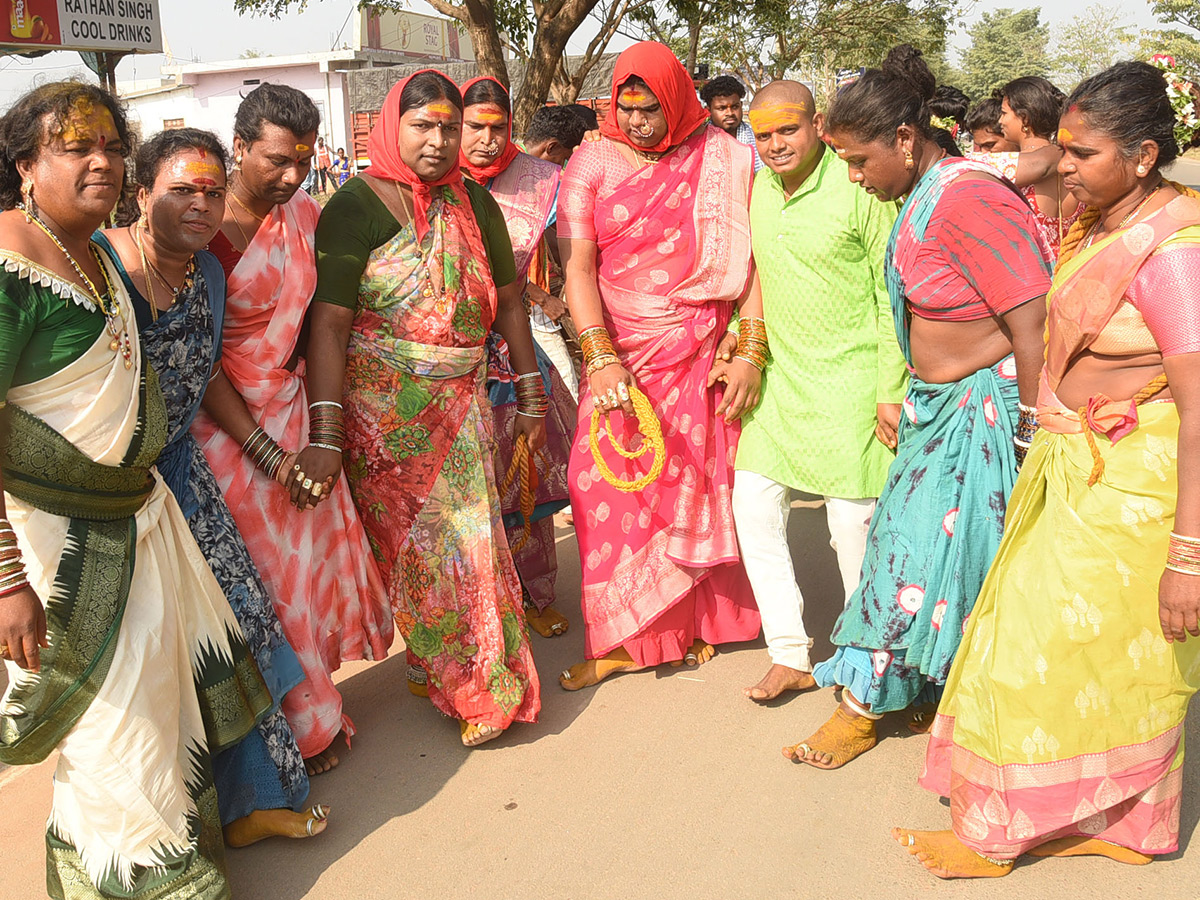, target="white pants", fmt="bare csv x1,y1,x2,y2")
732,470,875,672
531,324,579,401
